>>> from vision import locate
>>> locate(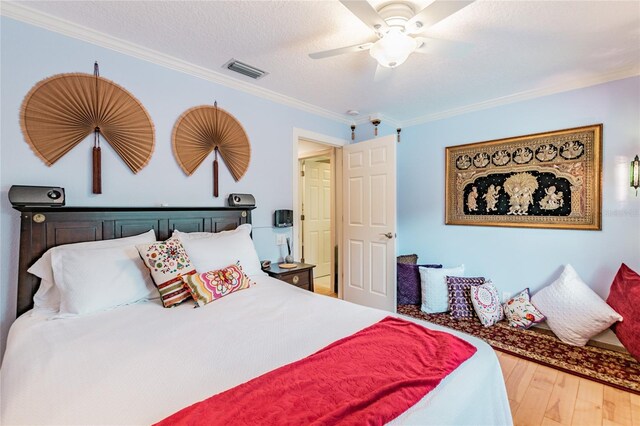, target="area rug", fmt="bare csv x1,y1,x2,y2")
397,304,640,394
